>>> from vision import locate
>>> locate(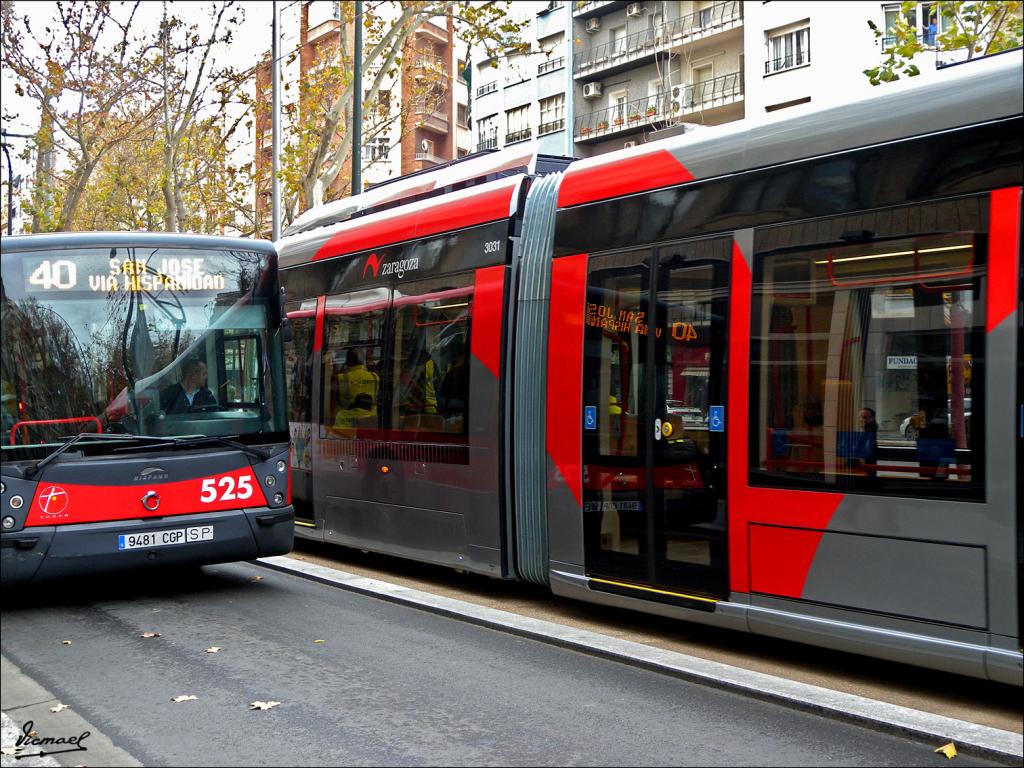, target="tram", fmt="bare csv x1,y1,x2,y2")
276,52,1022,684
